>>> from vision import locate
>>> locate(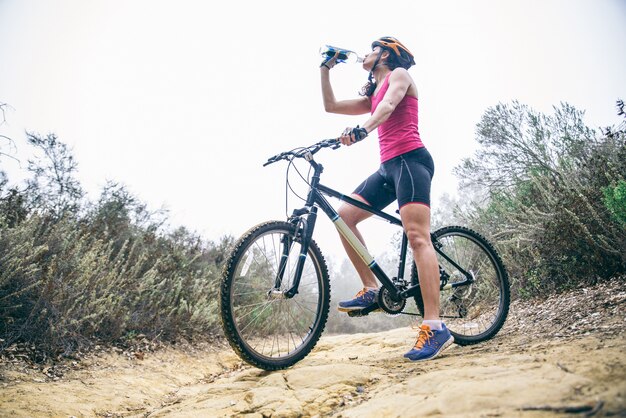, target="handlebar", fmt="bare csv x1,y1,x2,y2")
263,138,342,167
